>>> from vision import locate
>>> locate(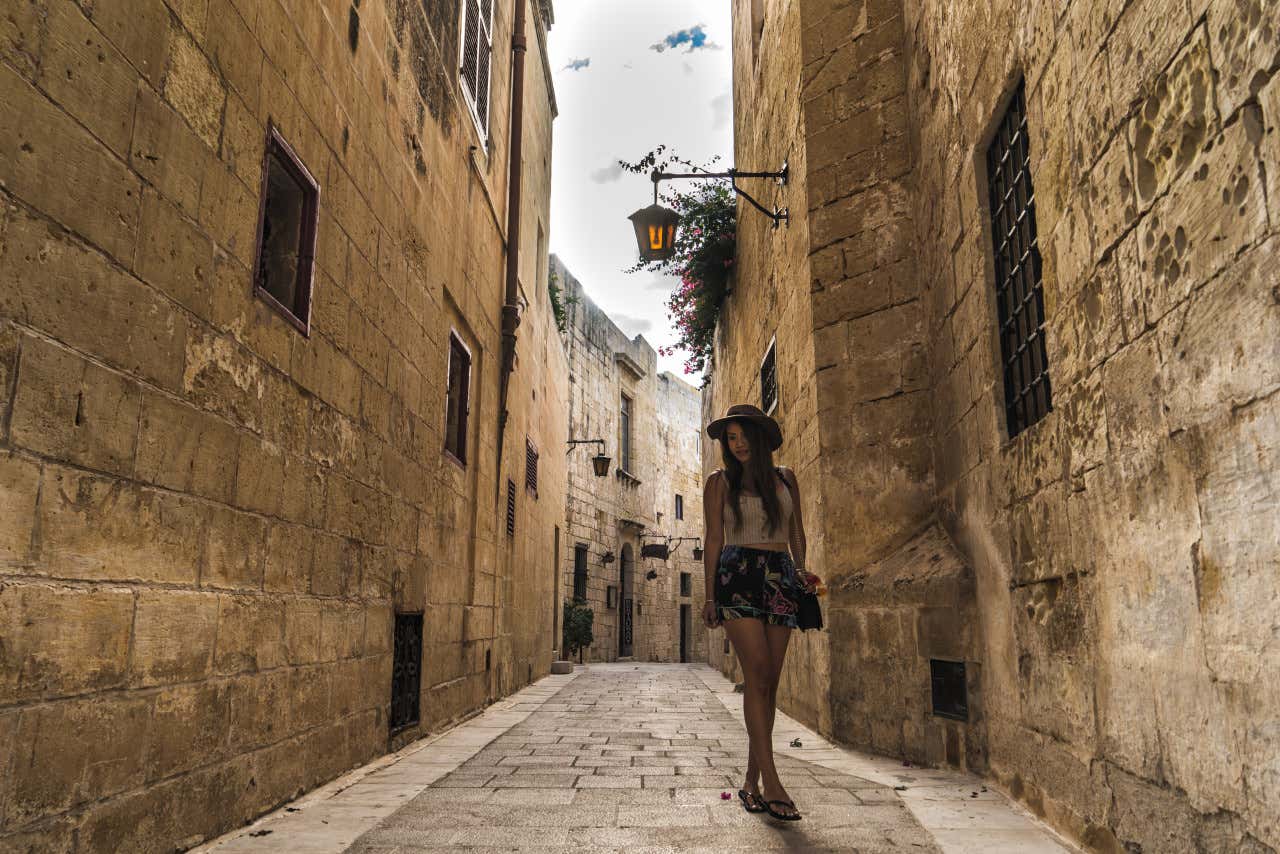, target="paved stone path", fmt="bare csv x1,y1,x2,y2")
199,664,1075,854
